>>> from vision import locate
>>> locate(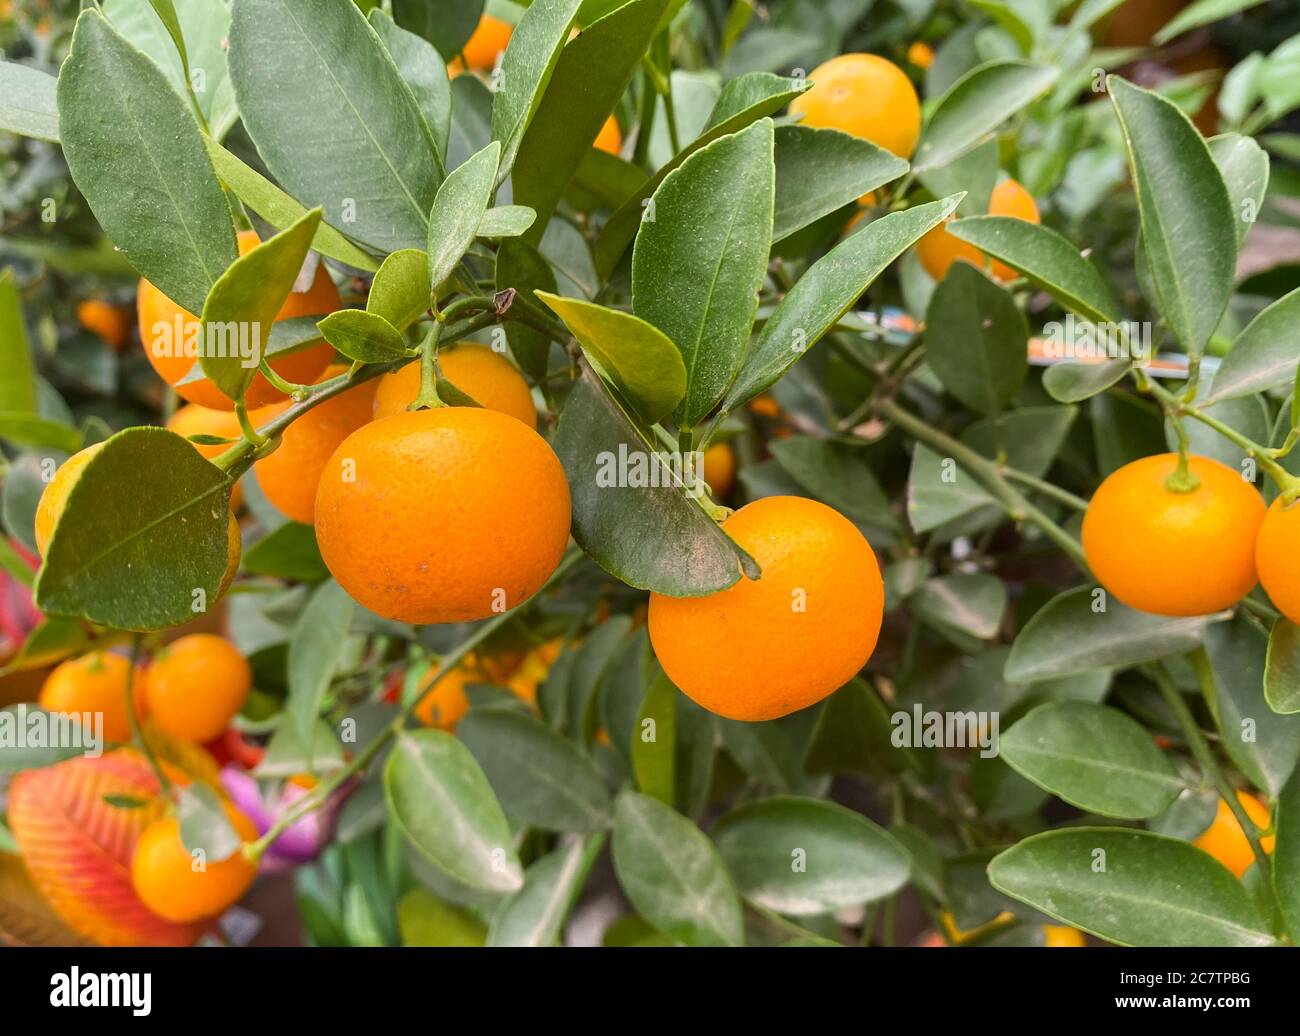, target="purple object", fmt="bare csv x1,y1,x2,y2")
221,766,347,870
